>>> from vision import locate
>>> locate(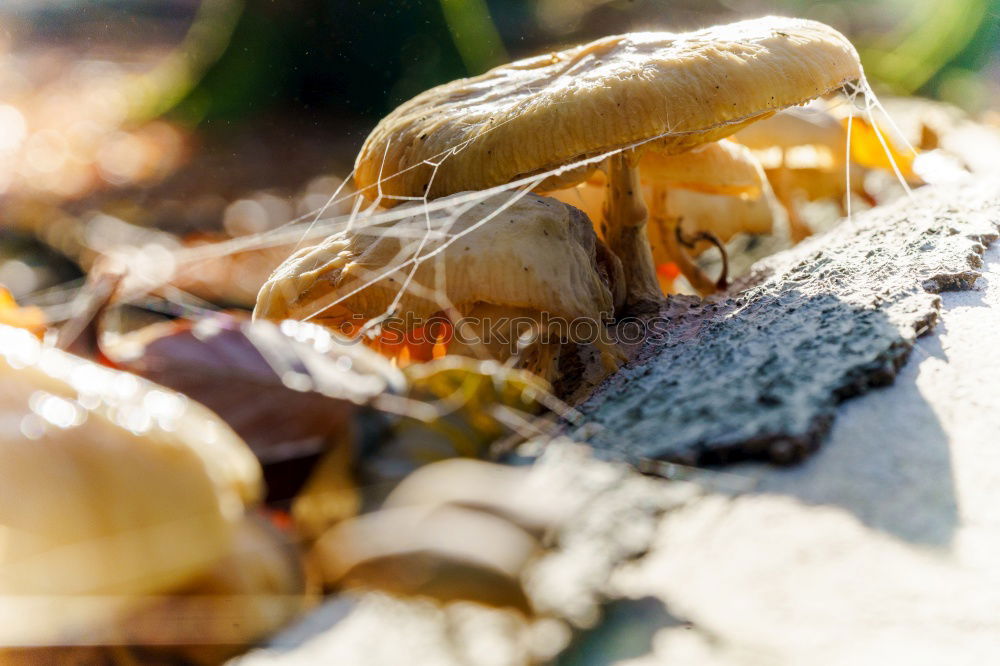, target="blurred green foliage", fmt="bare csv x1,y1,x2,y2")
168,0,999,125
859,0,999,109
175,0,475,124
